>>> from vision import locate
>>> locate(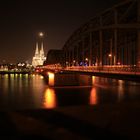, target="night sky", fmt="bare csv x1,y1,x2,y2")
0,0,121,63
